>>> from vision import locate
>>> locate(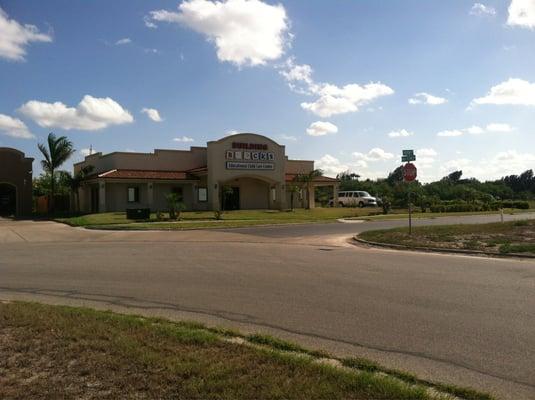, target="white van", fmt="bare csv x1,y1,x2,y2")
331,191,377,207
